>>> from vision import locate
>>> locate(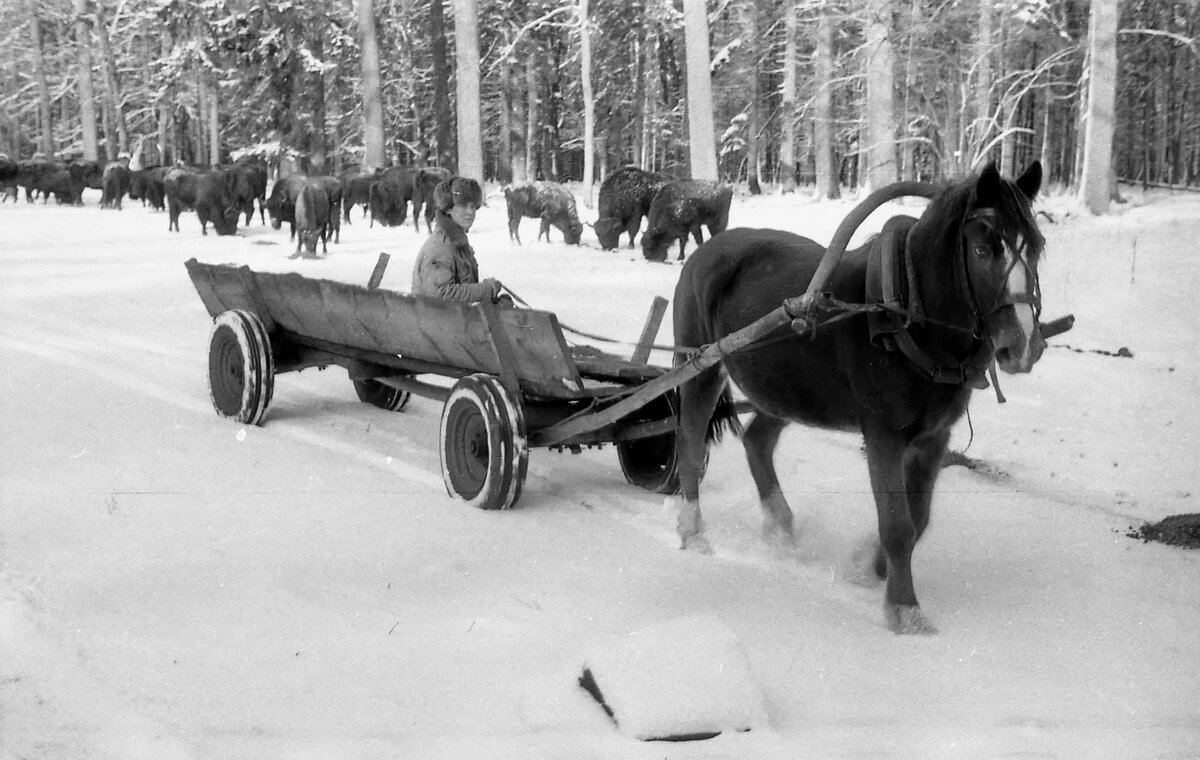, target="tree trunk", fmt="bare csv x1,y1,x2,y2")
525,52,538,180
28,0,54,156
778,2,798,193
498,58,513,184
431,0,454,169
813,2,839,199
1077,0,1117,213
357,0,386,169
973,0,994,164
73,0,99,161
682,0,717,181
737,0,761,193
206,75,220,166
863,0,896,191
452,0,483,179
310,33,327,174
93,2,128,157
579,0,595,206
